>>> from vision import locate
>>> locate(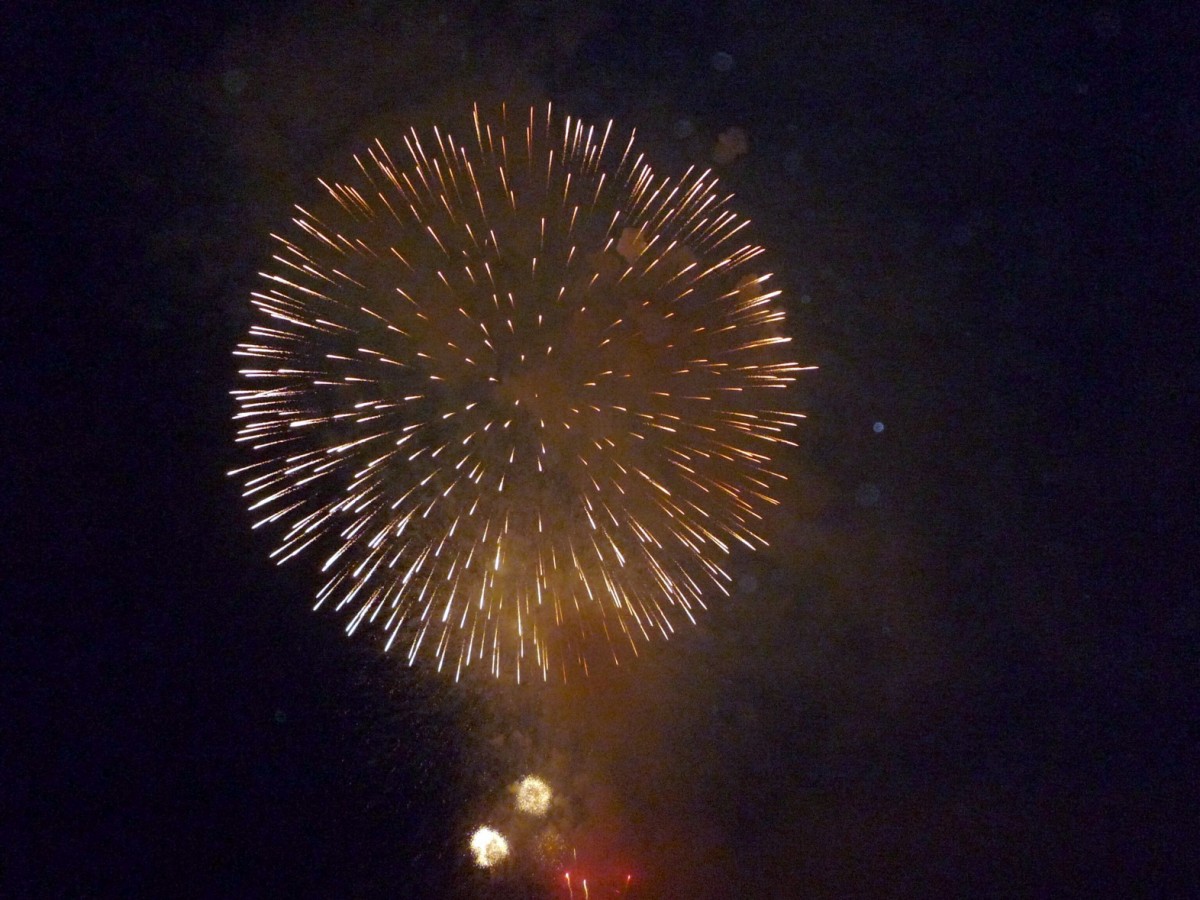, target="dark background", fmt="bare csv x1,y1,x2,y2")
6,1,1196,896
